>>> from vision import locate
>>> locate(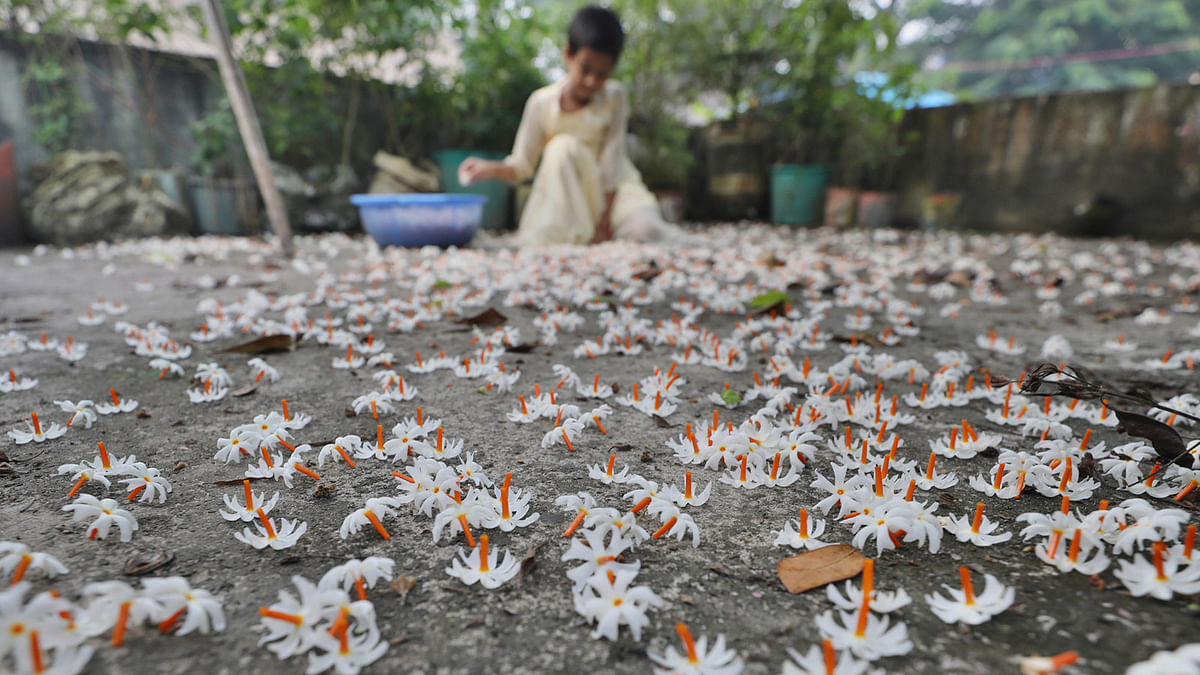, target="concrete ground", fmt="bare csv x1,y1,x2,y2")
1,225,1199,675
